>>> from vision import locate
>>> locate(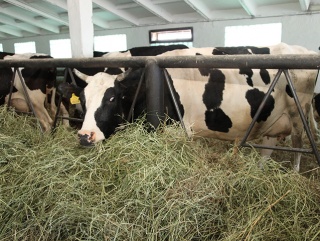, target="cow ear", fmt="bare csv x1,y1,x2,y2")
73,69,91,84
